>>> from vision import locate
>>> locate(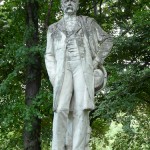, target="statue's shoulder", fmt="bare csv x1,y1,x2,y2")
48,22,58,34
79,15,95,25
